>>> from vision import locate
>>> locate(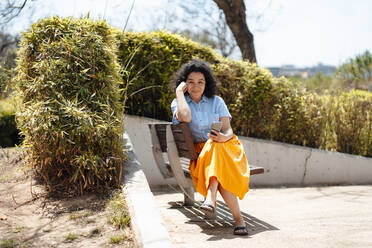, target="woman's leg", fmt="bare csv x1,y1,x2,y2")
203,176,218,206
218,184,247,234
